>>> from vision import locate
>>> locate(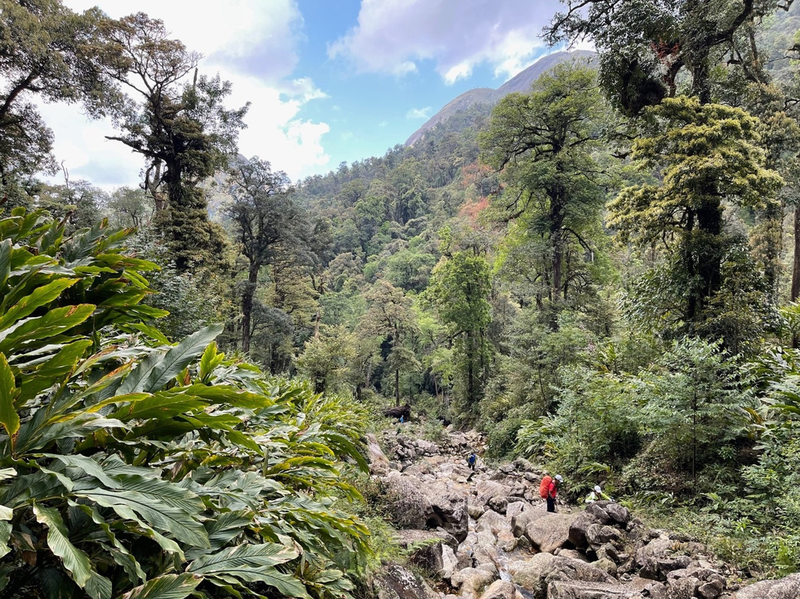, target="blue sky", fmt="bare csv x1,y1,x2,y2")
50,0,568,188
